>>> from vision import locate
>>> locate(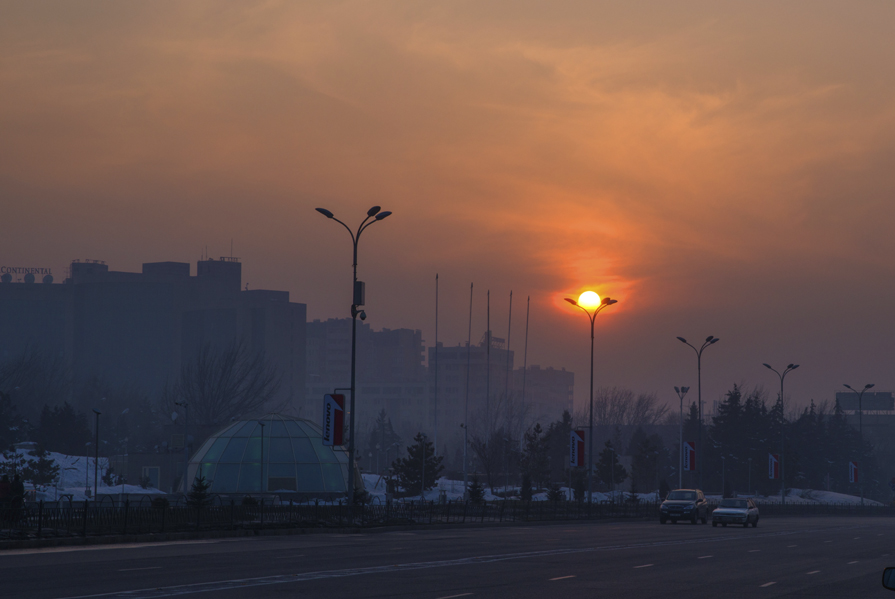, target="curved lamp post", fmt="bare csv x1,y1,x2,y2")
843,382,874,507
565,290,617,504
674,386,690,489
676,336,719,489
763,363,799,505
316,205,392,504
